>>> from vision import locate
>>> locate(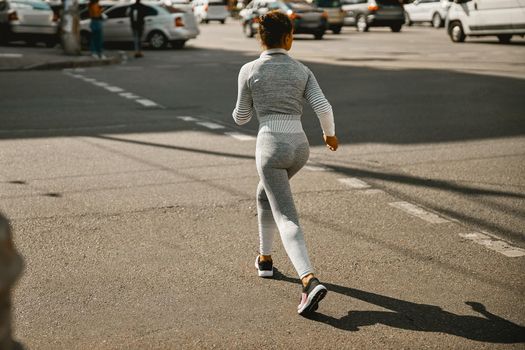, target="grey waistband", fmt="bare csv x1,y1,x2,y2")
258,114,303,133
